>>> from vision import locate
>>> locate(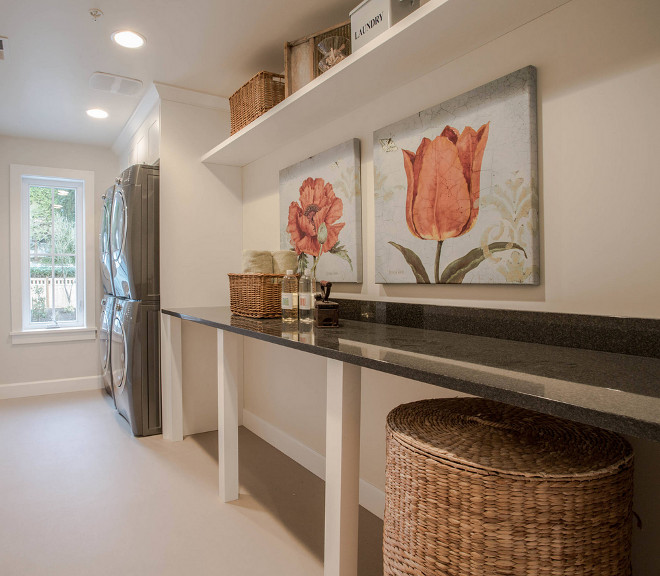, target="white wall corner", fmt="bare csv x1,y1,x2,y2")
112,84,160,157
153,82,230,111
242,409,385,519
0,375,103,400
